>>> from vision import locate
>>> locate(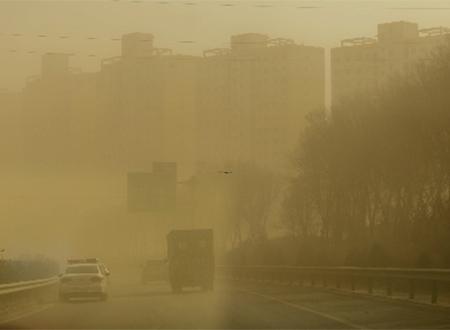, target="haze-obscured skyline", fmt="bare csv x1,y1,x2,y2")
1,0,450,91
1,0,450,263
2,2,450,327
